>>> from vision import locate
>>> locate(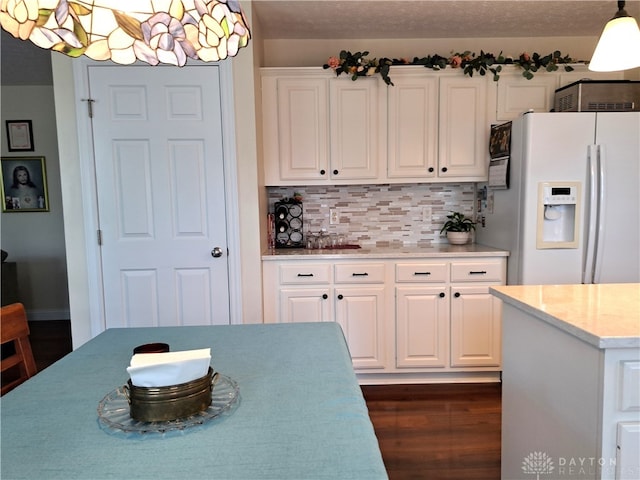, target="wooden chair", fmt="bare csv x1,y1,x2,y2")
1,303,37,395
